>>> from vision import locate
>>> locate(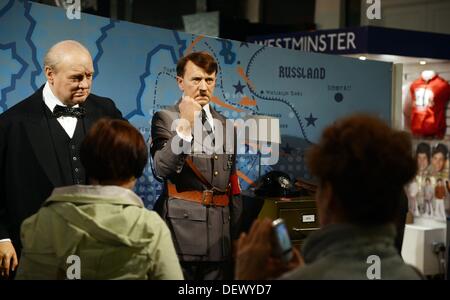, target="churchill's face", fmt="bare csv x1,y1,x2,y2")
46,51,94,107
